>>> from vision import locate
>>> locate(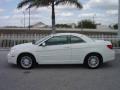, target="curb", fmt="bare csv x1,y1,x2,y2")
0,48,10,51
